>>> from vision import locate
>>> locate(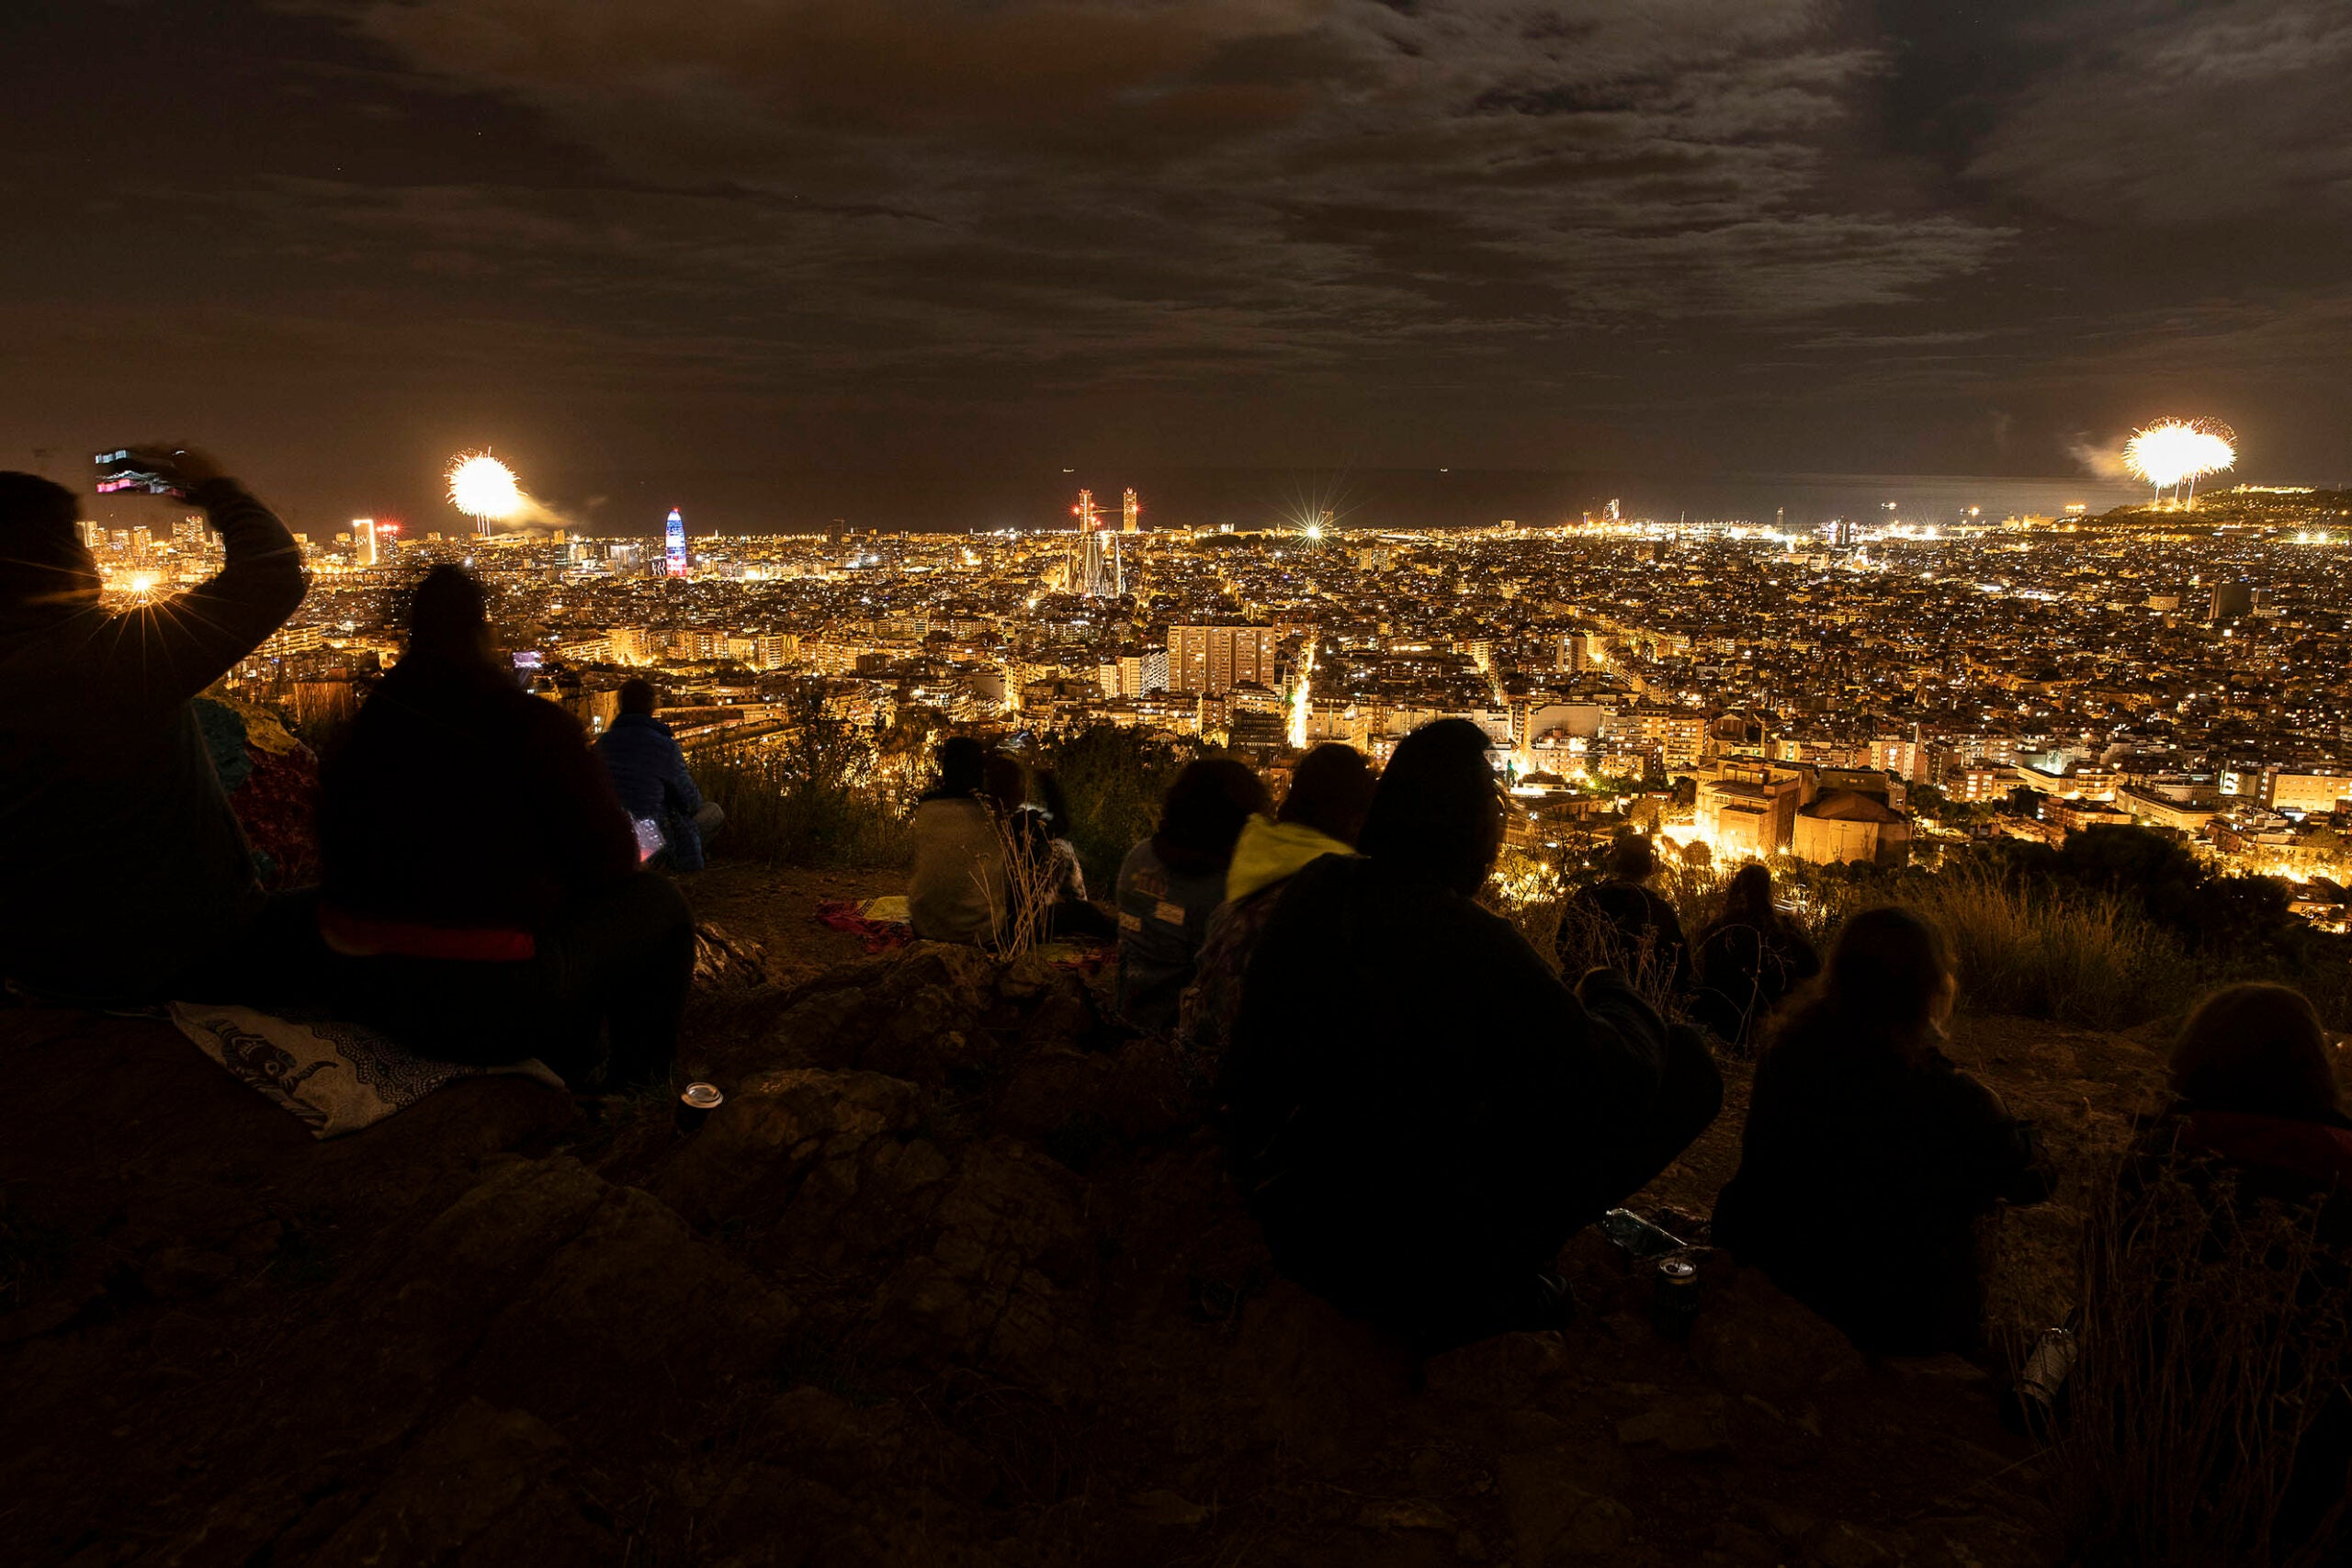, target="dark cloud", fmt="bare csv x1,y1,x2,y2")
1,0,2348,527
